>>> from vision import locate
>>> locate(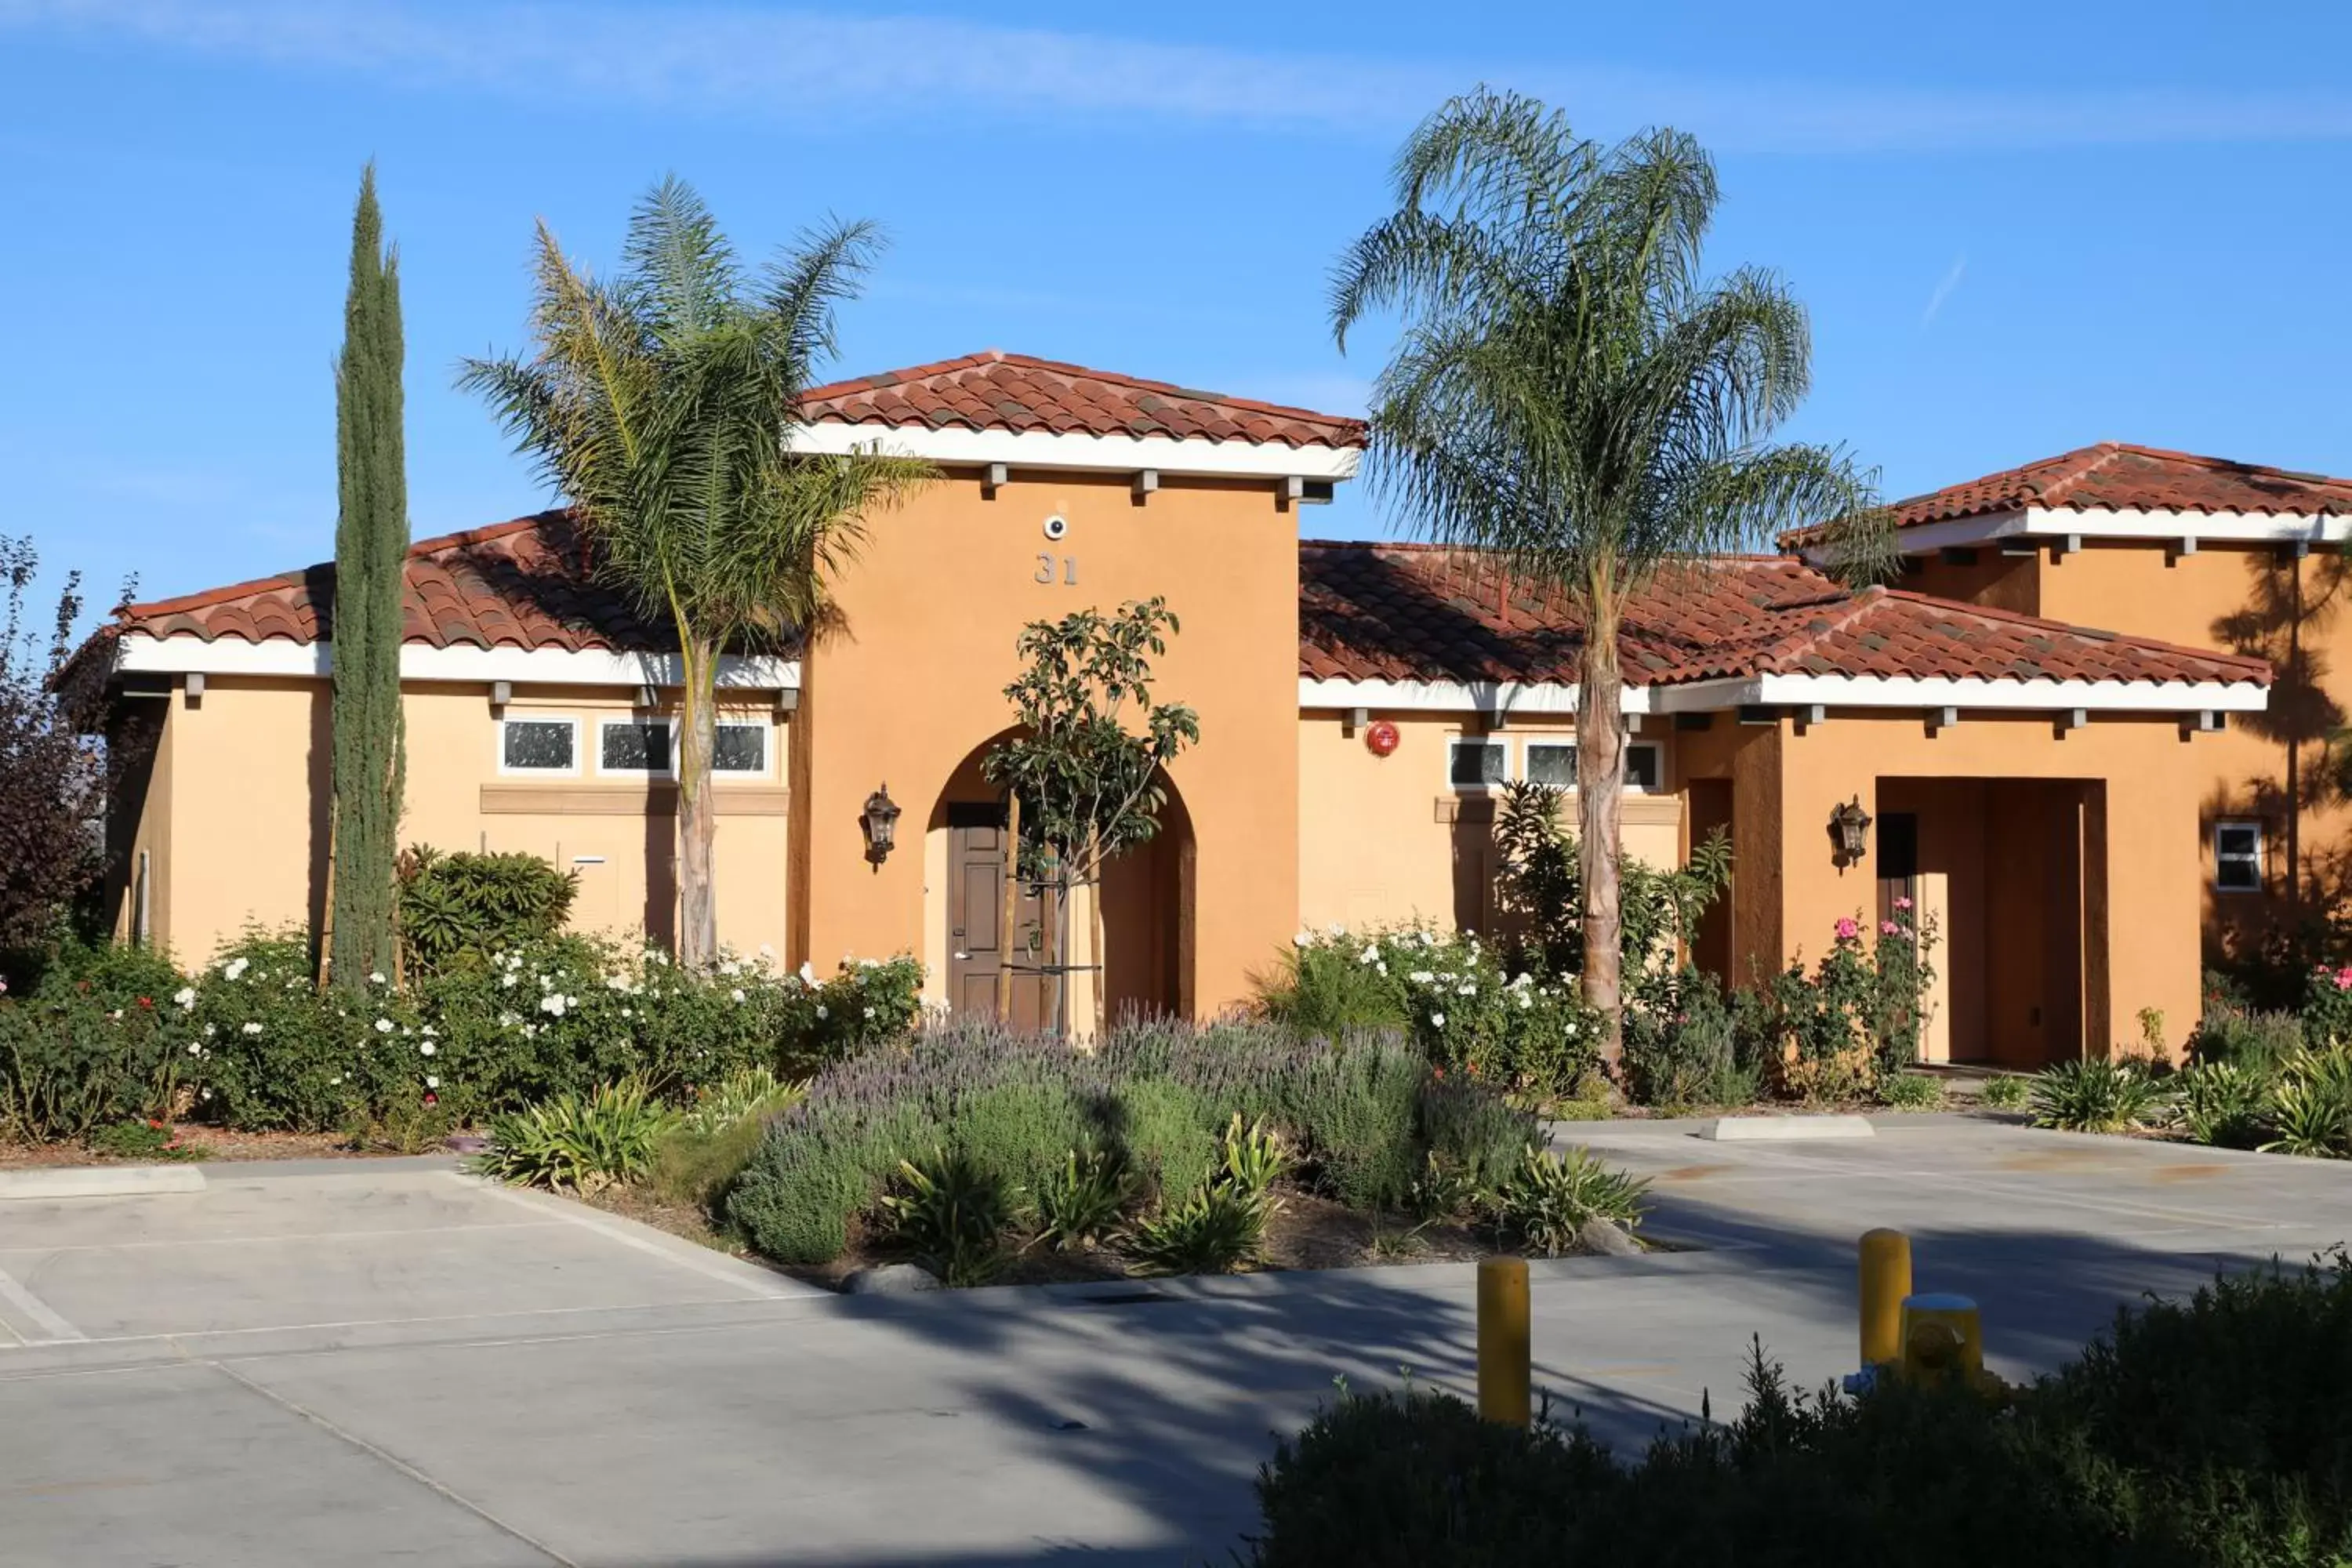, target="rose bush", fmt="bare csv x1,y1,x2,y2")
1264,924,1602,1103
